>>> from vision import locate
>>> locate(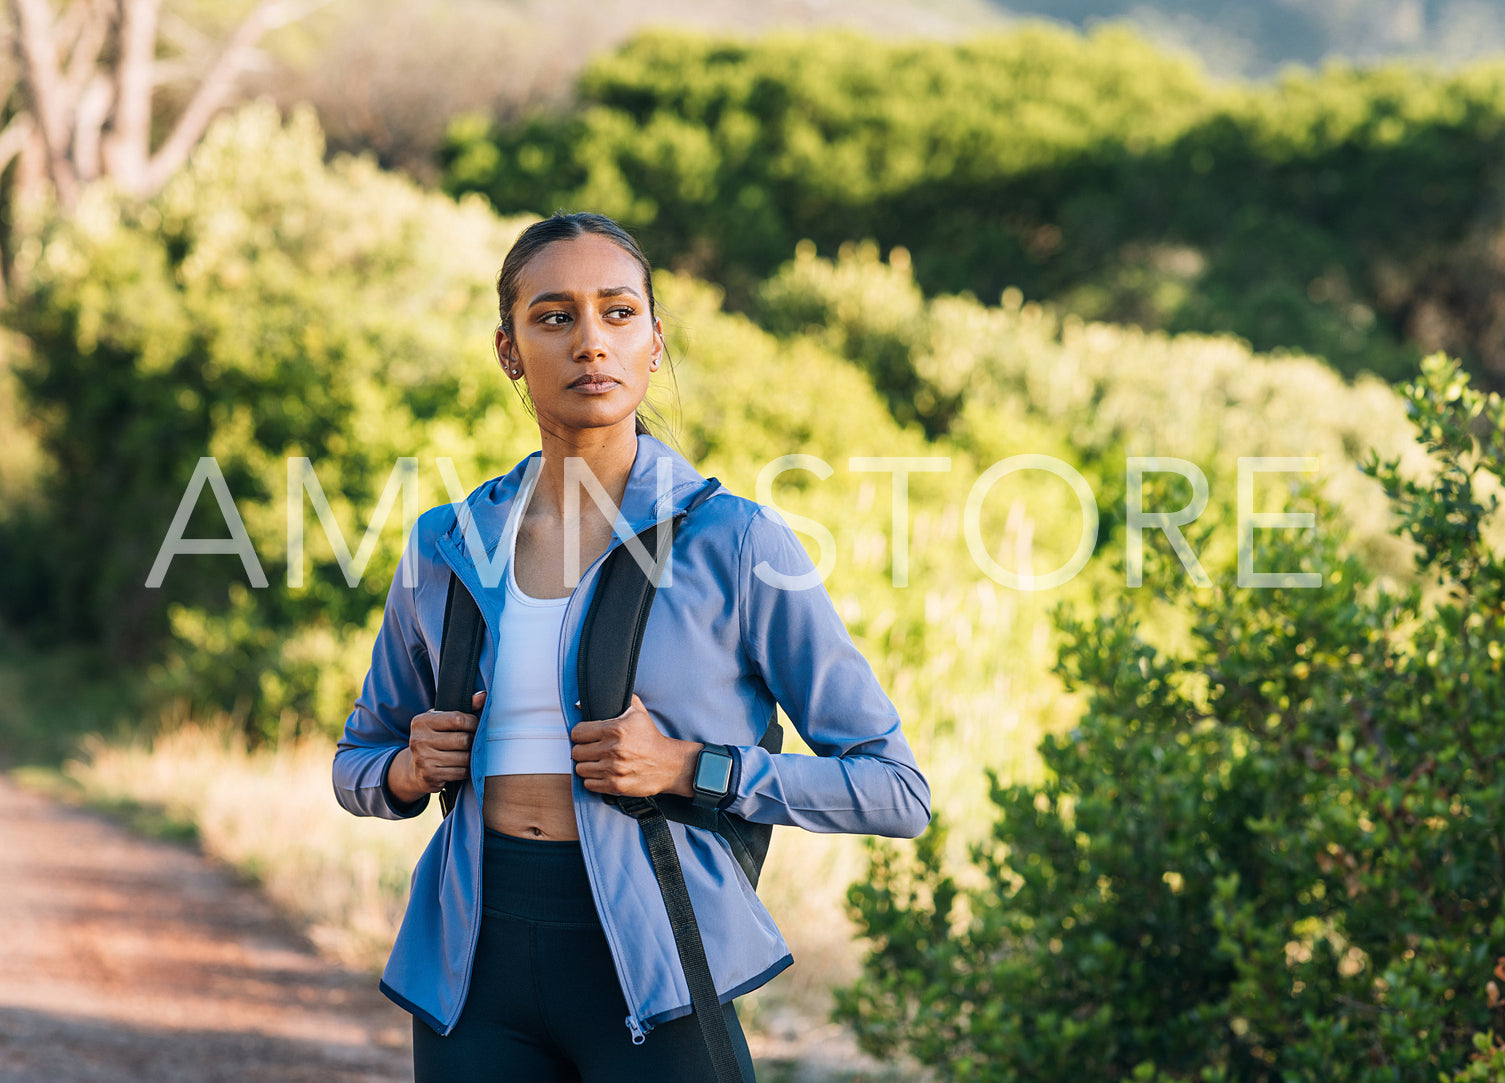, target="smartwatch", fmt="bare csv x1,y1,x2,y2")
691,744,734,809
